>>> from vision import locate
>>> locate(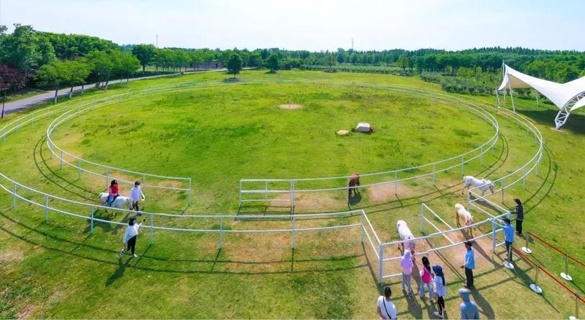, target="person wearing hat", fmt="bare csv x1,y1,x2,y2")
376,286,397,319
459,288,480,319
502,217,515,264
129,181,146,212
461,241,475,289
432,265,447,318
